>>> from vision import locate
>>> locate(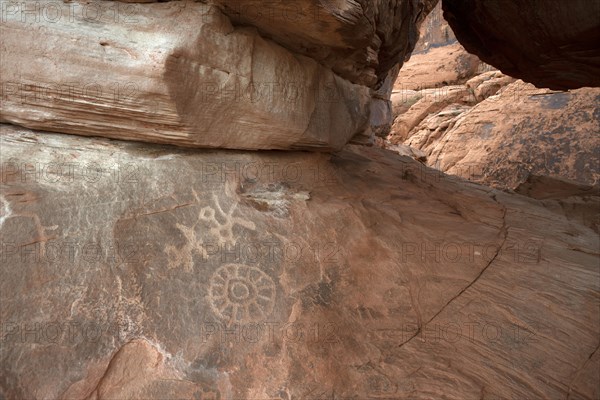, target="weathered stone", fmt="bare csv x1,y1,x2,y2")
389,85,475,143
208,0,439,88
0,1,375,151
414,81,600,189
443,0,600,90
397,72,516,153
394,42,482,92
466,71,516,102
514,175,600,234
1,124,598,399
402,103,471,151
362,65,401,139
412,1,456,53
